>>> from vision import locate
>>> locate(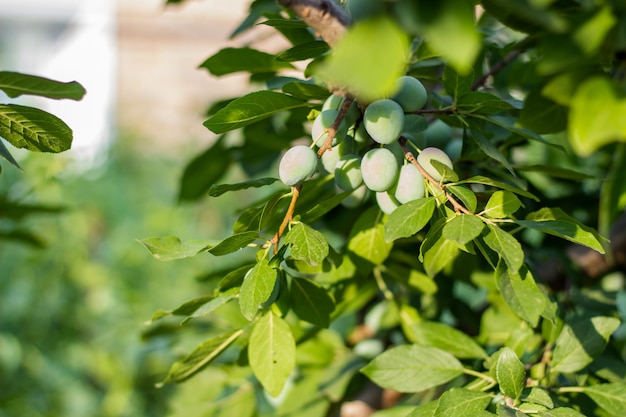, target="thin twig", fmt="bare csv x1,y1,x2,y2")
317,95,355,157
270,184,302,254
471,50,523,91
399,137,473,215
